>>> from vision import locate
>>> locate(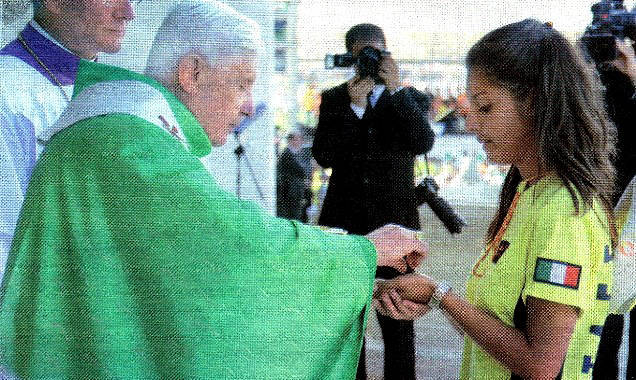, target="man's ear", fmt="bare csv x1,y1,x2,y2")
43,0,66,16
177,54,204,94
